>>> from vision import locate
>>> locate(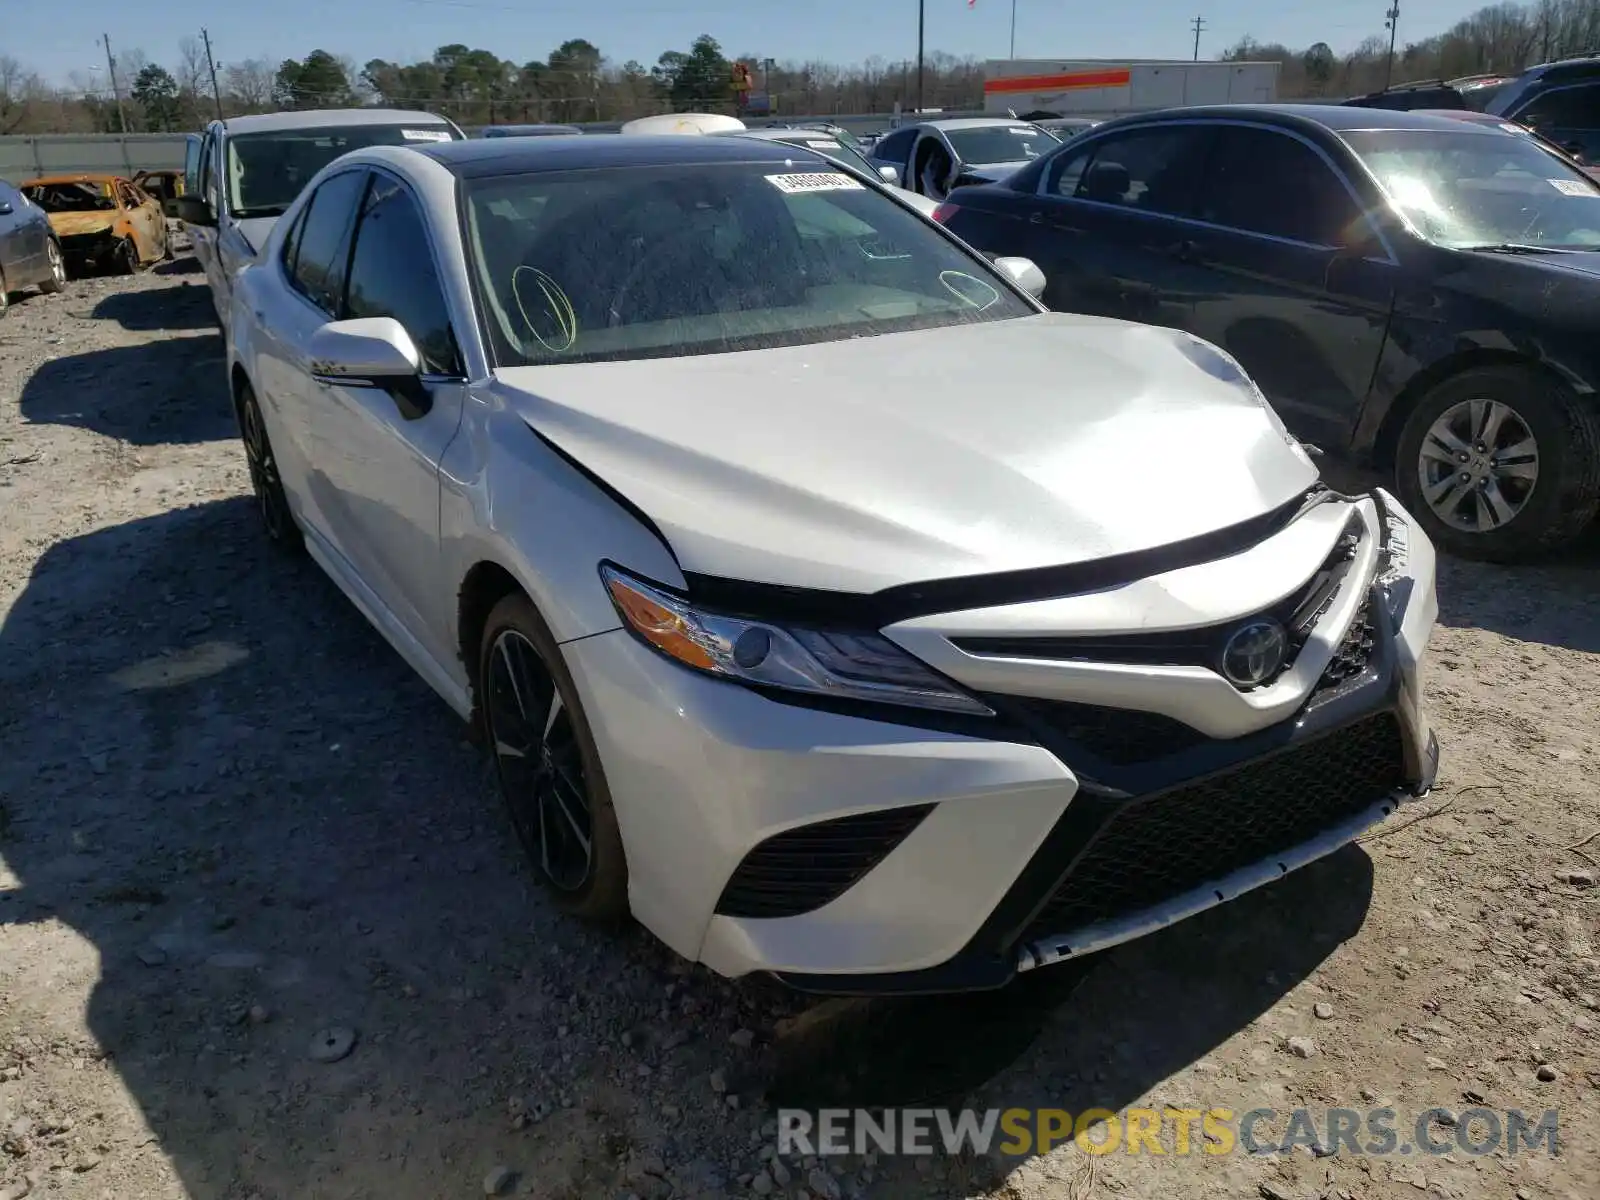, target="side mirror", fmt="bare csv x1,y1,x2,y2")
878,164,901,183
169,194,216,226
307,317,431,418
993,255,1046,300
